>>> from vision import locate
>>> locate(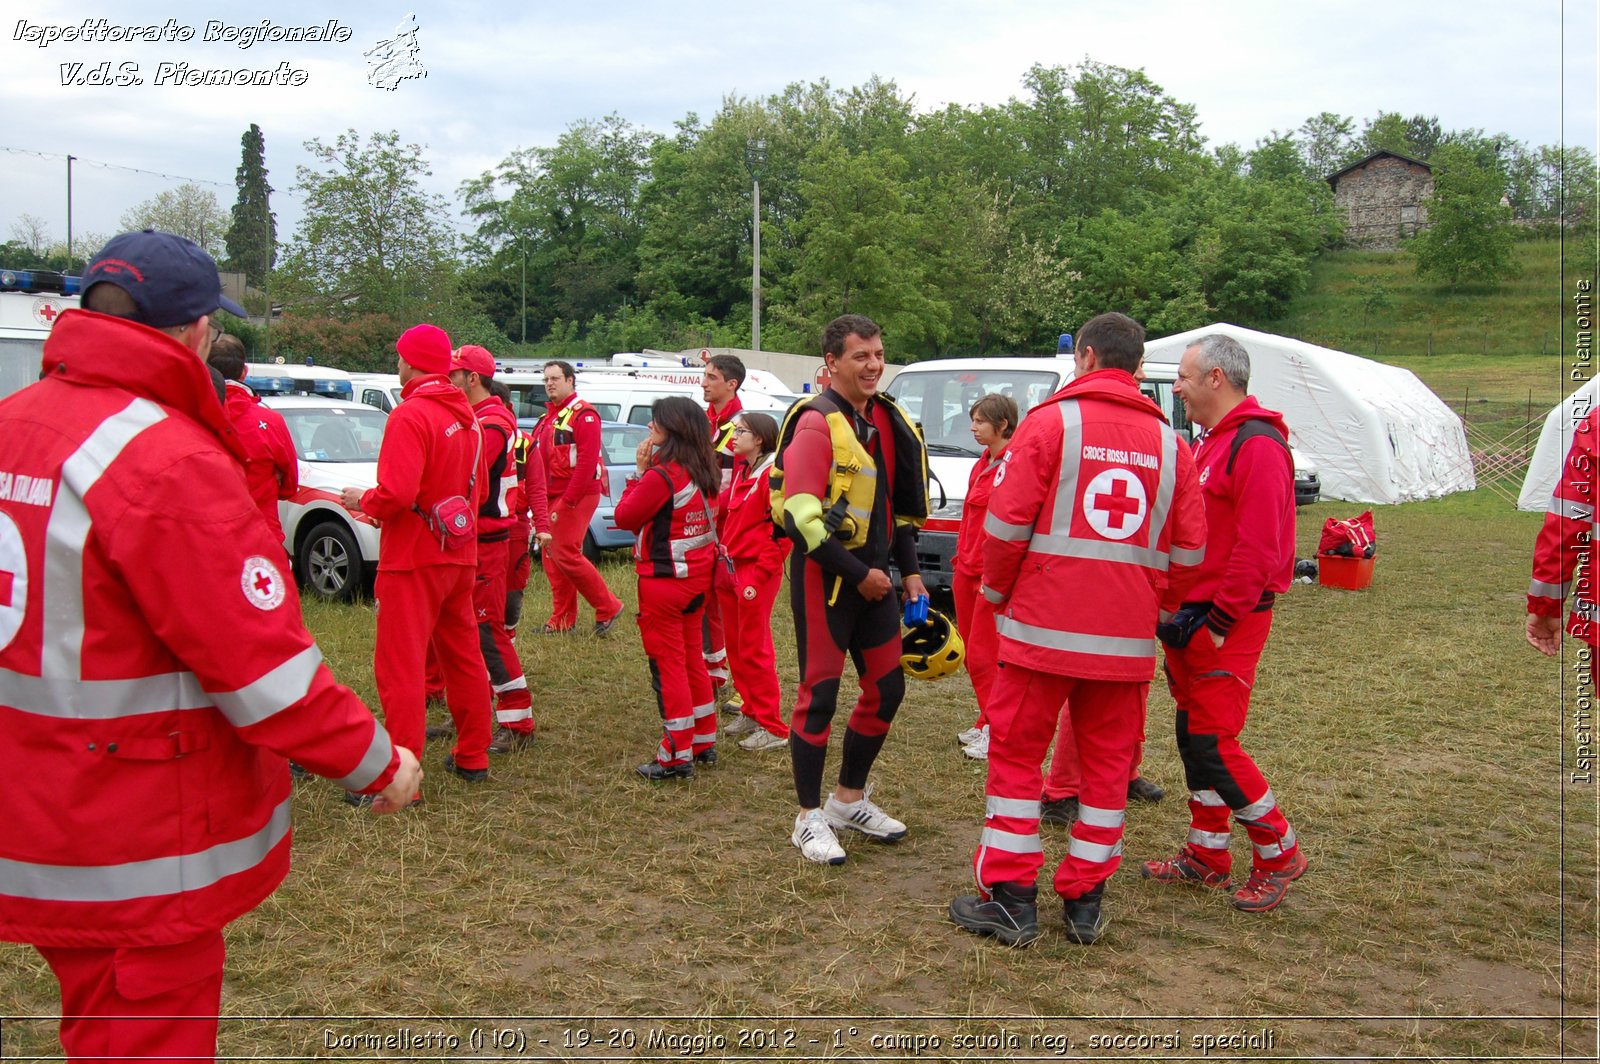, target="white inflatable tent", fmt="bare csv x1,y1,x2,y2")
1142,323,1476,504
1518,377,1598,511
